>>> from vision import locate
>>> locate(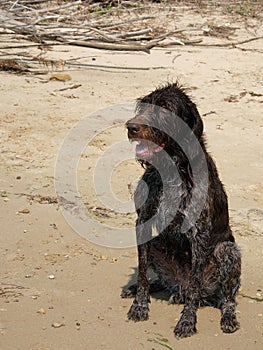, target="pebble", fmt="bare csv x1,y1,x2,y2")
37,308,46,315
52,322,65,328
50,74,72,82
19,209,30,214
